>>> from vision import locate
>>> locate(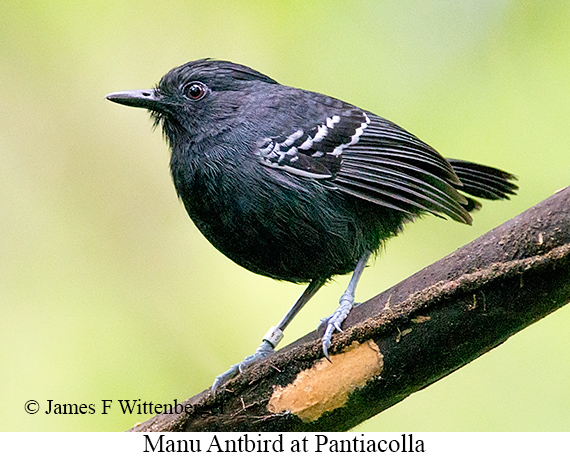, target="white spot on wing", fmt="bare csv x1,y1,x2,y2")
326,115,340,129
330,113,370,156
299,137,314,150
259,143,273,154
313,124,328,143
258,113,370,167
281,129,304,147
